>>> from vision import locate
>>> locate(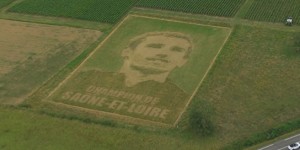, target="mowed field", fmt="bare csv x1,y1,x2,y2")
1,0,300,150
195,25,300,142
0,19,102,104
0,106,222,150
47,15,231,126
